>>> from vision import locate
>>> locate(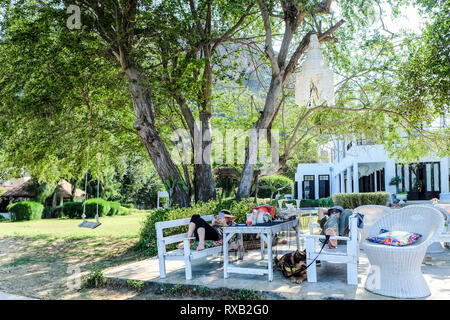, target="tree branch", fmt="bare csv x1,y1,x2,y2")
211,4,255,53
189,0,206,38
257,0,279,75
